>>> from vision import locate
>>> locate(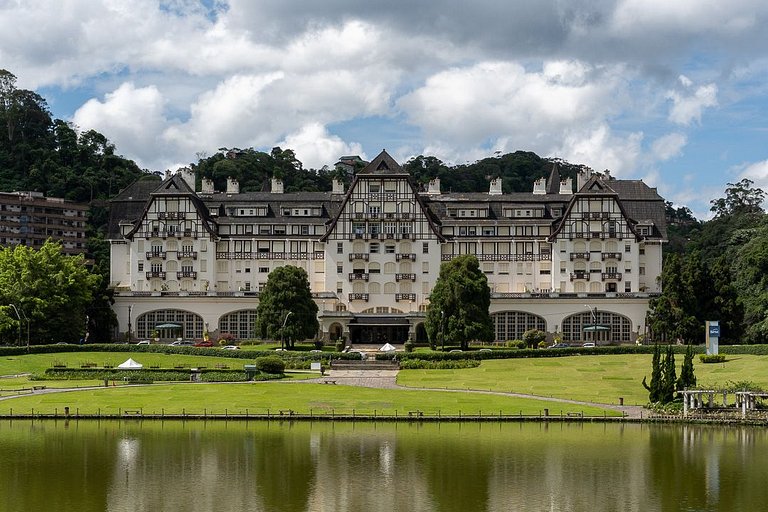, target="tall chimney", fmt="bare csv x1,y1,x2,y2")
226,177,239,194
